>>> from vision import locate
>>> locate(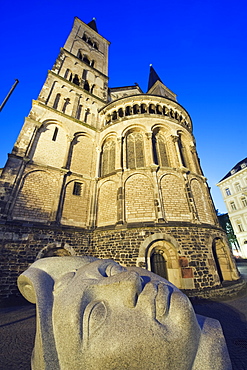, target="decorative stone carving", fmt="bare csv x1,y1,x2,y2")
18,256,232,370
